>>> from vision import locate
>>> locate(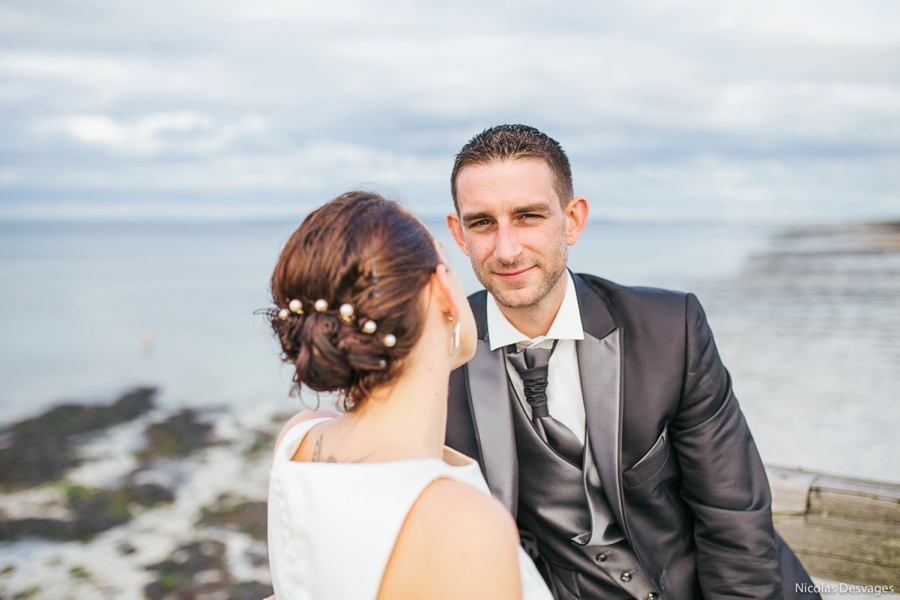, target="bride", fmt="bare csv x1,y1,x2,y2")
265,191,552,599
